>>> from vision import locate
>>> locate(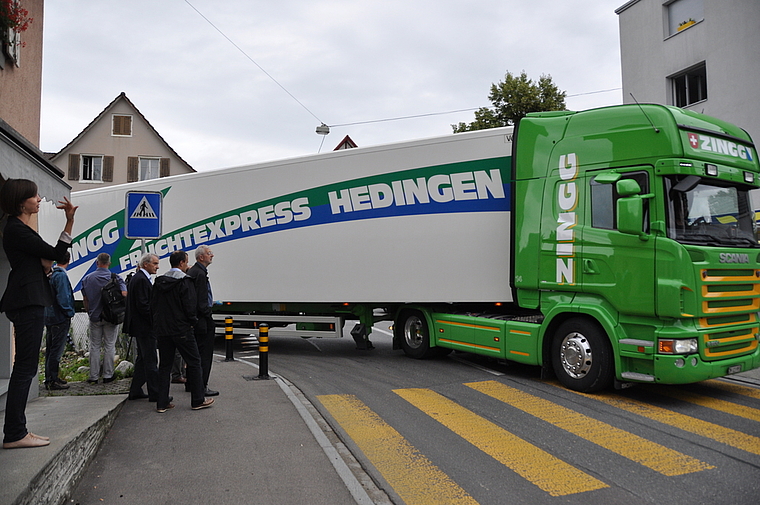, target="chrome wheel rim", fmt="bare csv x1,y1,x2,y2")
403,316,424,349
559,332,592,378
